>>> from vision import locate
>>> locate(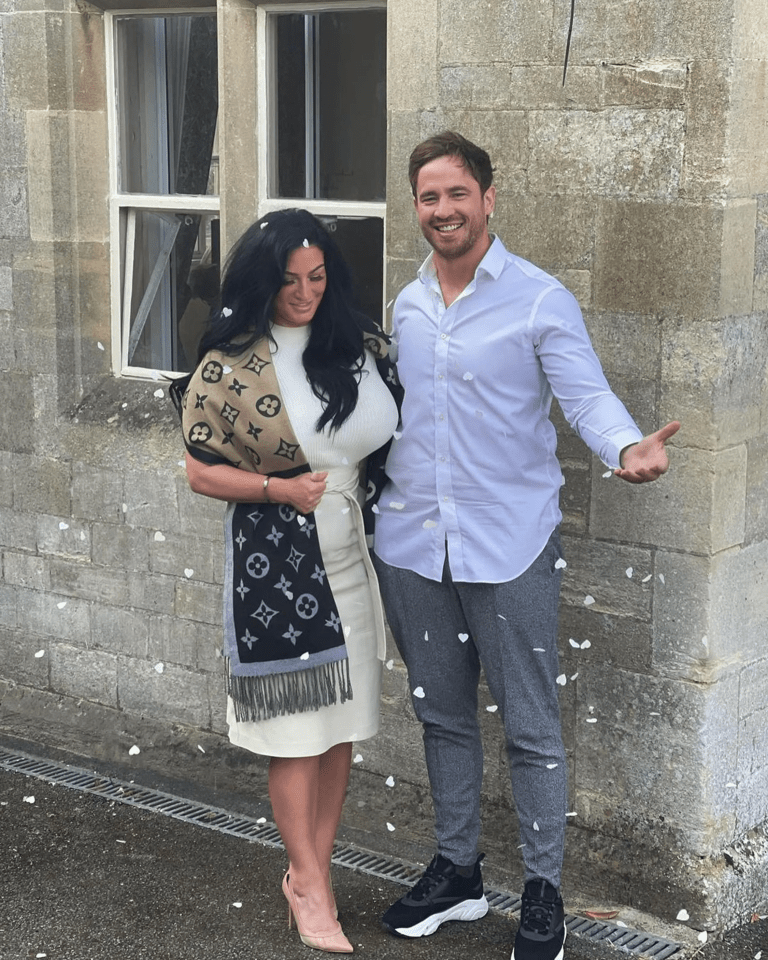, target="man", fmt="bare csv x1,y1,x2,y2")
372,132,679,960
